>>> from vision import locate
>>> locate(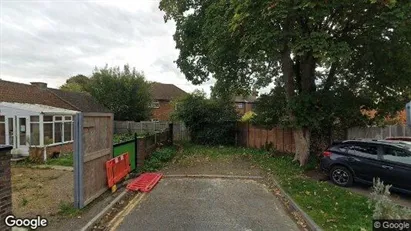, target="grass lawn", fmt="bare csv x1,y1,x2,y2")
46,153,73,167
177,143,373,231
